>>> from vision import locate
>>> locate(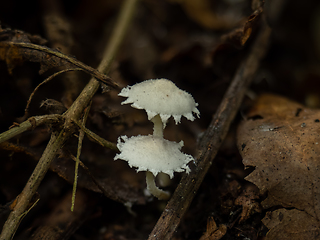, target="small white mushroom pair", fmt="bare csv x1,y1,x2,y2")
114,78,200,200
